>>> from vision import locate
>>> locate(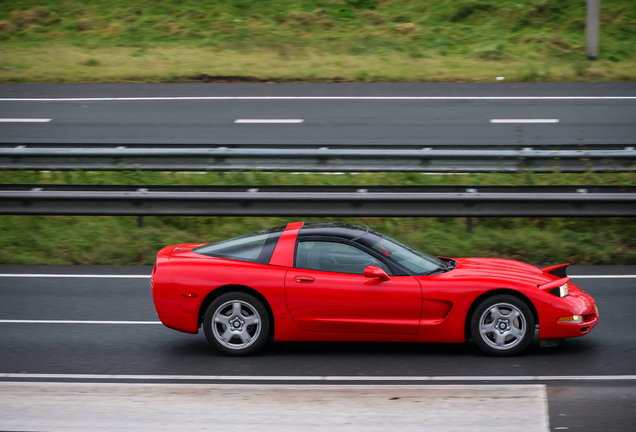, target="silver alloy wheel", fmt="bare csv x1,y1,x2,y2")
211,300,262,350
478,302,527,351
